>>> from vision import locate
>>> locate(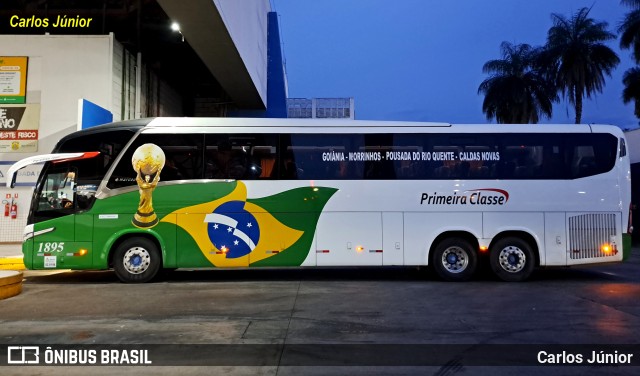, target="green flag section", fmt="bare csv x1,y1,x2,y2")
248,187,337,267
